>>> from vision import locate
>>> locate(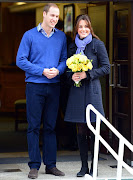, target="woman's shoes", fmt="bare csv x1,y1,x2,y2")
77,167,98,177
77,167,89,177
89,168,98,177
89,167,93,176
